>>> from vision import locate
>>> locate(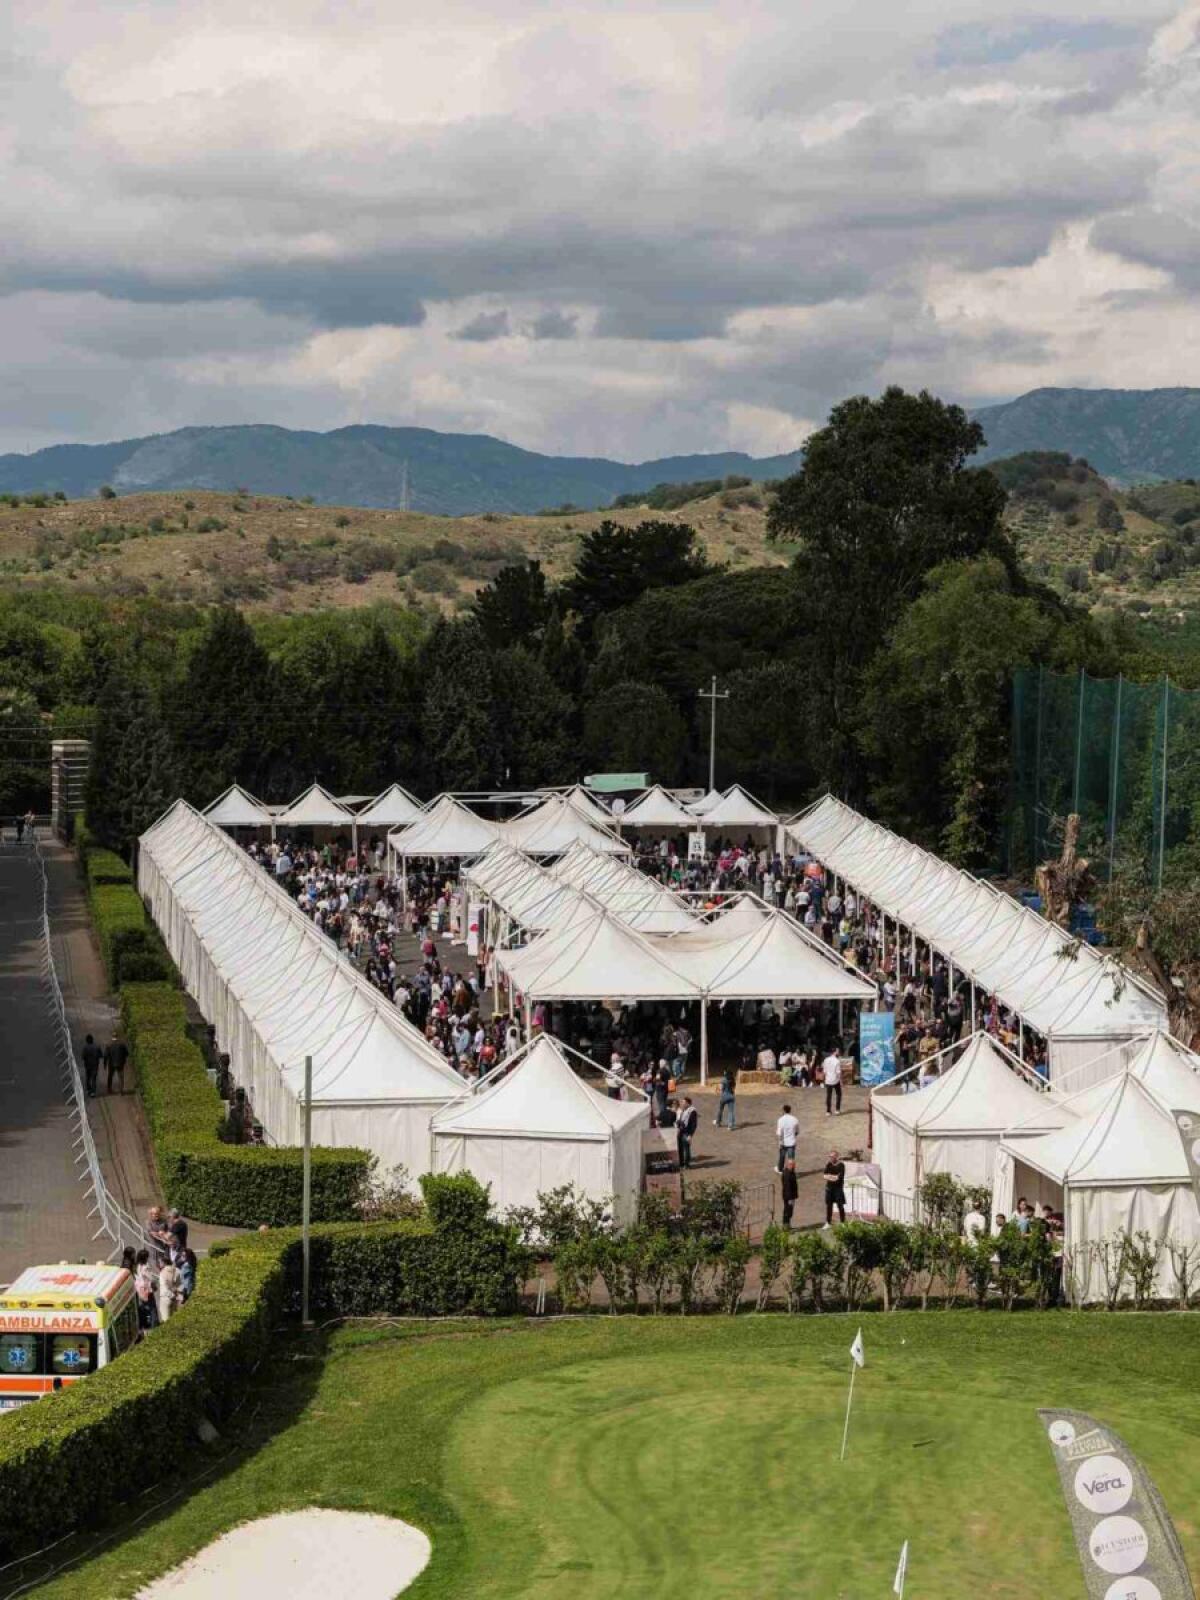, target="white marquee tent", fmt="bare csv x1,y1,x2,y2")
699,784,778,830
994,1070,1200,1303
620,785,697,829
688,788,724,816
277,782,355,828
430,1035,648,1226
502,794,630,856
203,784,273,829
464,844,586,935
138,801,462,1183
498,901,701,1004
562,784,615,825
355,784,424,828
387,794,502,865
871,1032,1067,1203
788,794,1167,1080
662,910,877,1003
550,841,697,934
